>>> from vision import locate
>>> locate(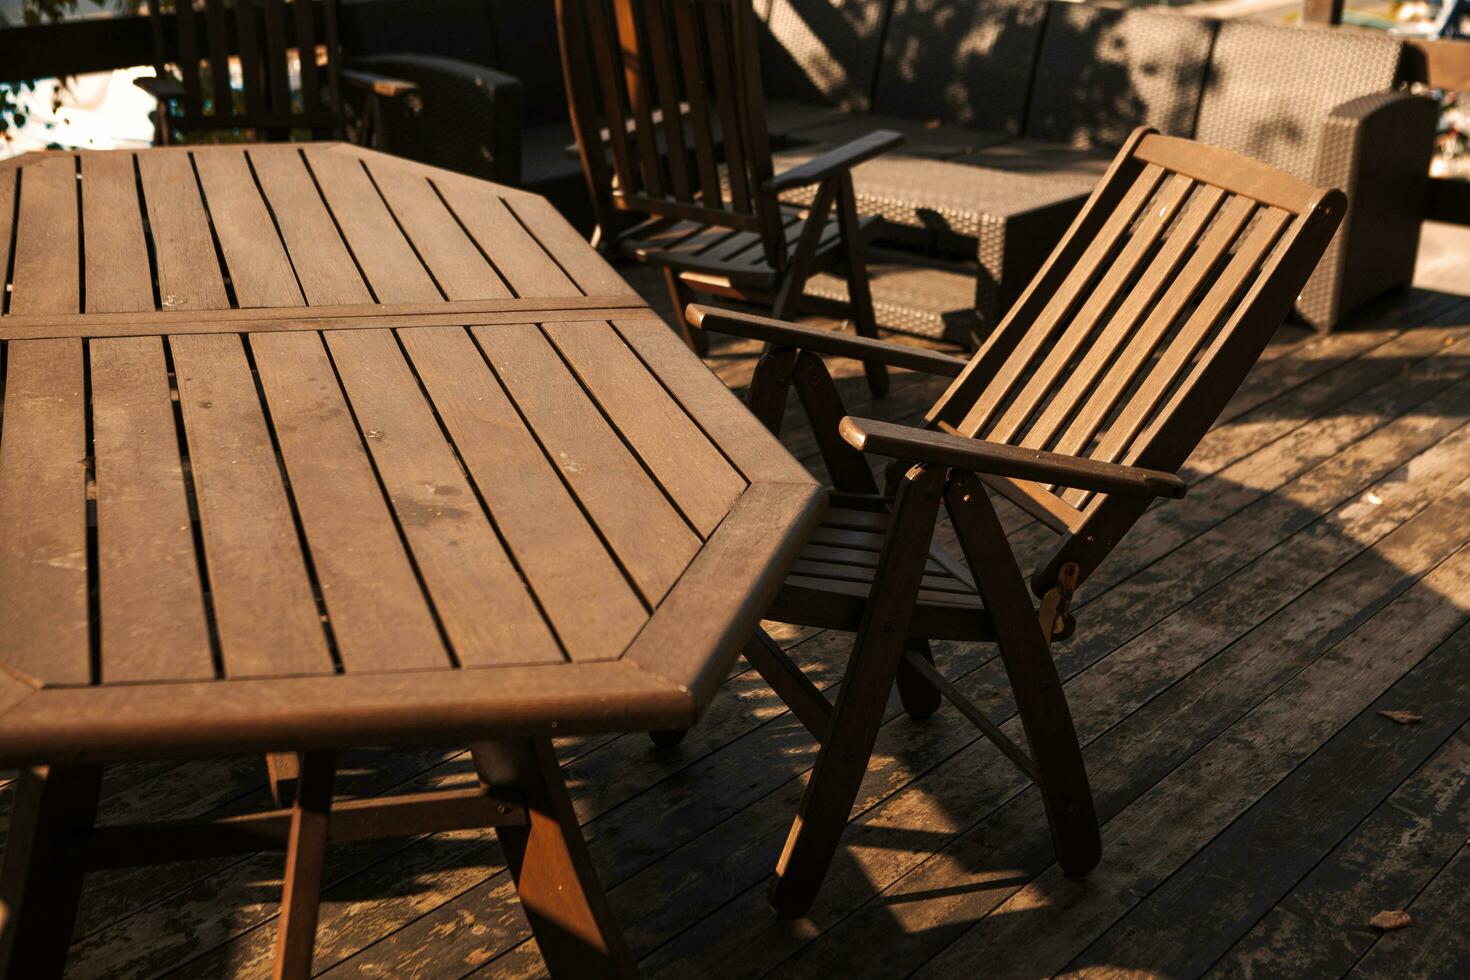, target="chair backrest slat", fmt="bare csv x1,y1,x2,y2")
1021,183,1227,455
292,0,317,105
642,0,692,202
613,0,668,199
924,129,1345,593
584,0,641,196
1047,194,1257,463
956,162,1166,438
559,0,785,264
235,0,264,121
671,0,723,207
702,2,750,213
204,0,233,118
1067,206,1293,490
174,1,204,117
260,0,293,121
985,173,1197,448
